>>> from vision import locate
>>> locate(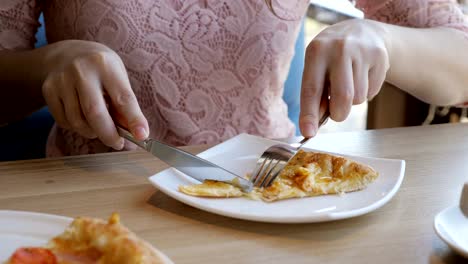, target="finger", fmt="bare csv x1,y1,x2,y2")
329,58,353,122
60,77,97,139
101,61,148,140
42,76,70,130
319,82,330,122
368,65,386,100
76,73,124,150
299,42,327,137
353,63,369,105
